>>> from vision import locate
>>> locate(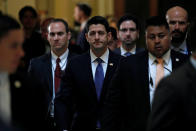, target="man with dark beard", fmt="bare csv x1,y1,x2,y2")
166,5,191,55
